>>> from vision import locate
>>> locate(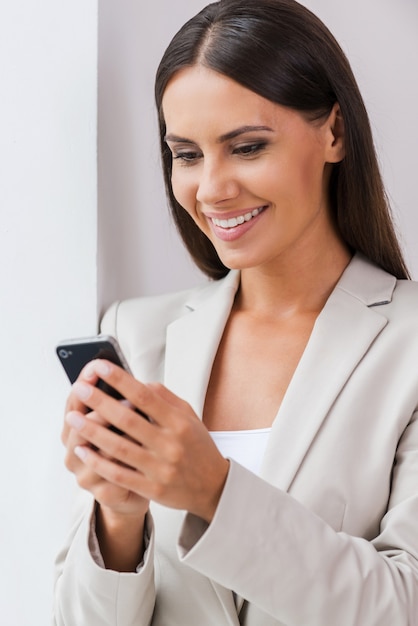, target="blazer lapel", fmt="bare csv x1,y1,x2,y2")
164,270,240,417
260,254,396,491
